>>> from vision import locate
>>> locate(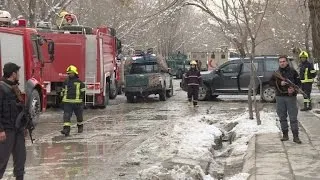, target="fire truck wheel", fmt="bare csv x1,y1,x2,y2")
28,90,41,125
159,85,167,101
109,81,118,100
